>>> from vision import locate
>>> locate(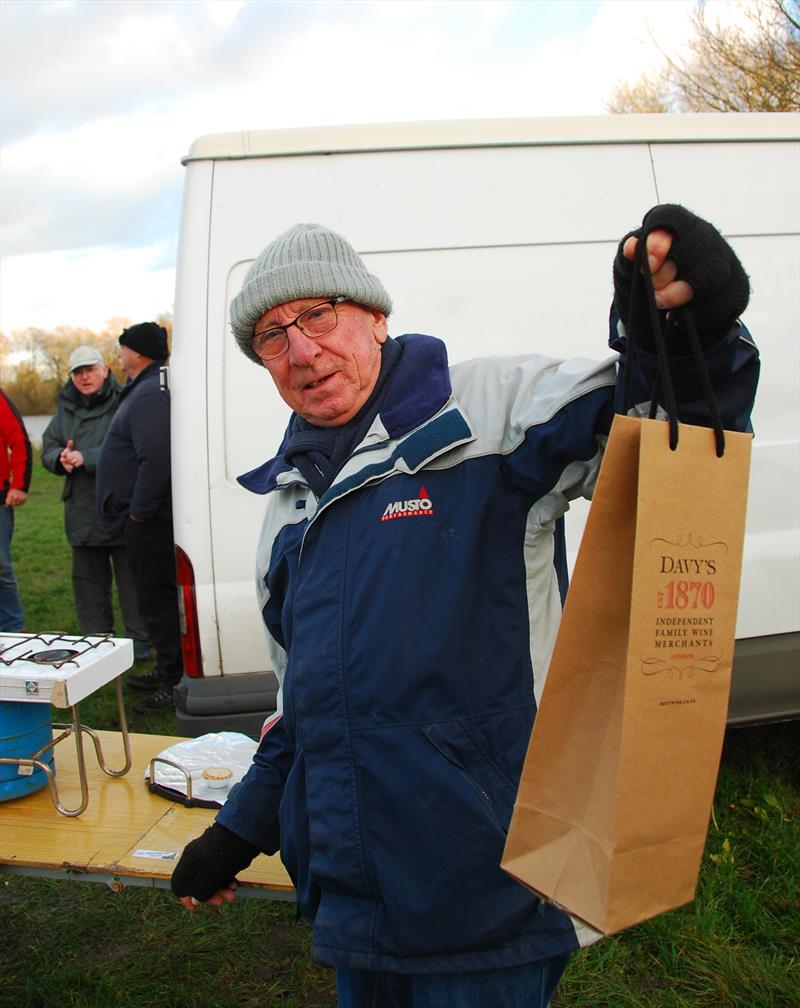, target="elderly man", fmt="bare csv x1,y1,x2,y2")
172,209,758,1007
96,323,182,714
42,346,149,659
